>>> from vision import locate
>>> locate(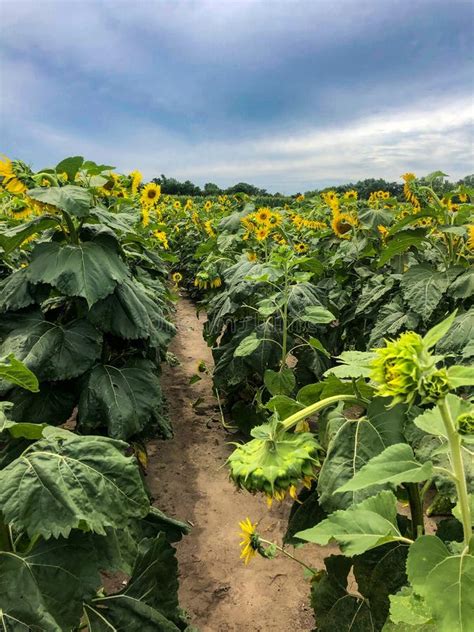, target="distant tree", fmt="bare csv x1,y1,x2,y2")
203,182,222,196
152,174,201,196
457,174,474,187
225,182,268,196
